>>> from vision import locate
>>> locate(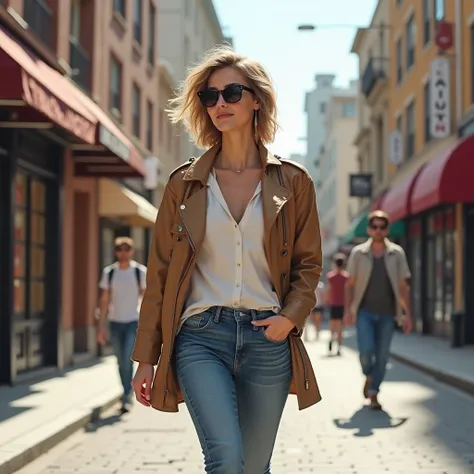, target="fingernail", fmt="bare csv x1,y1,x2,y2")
251,321,256,324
